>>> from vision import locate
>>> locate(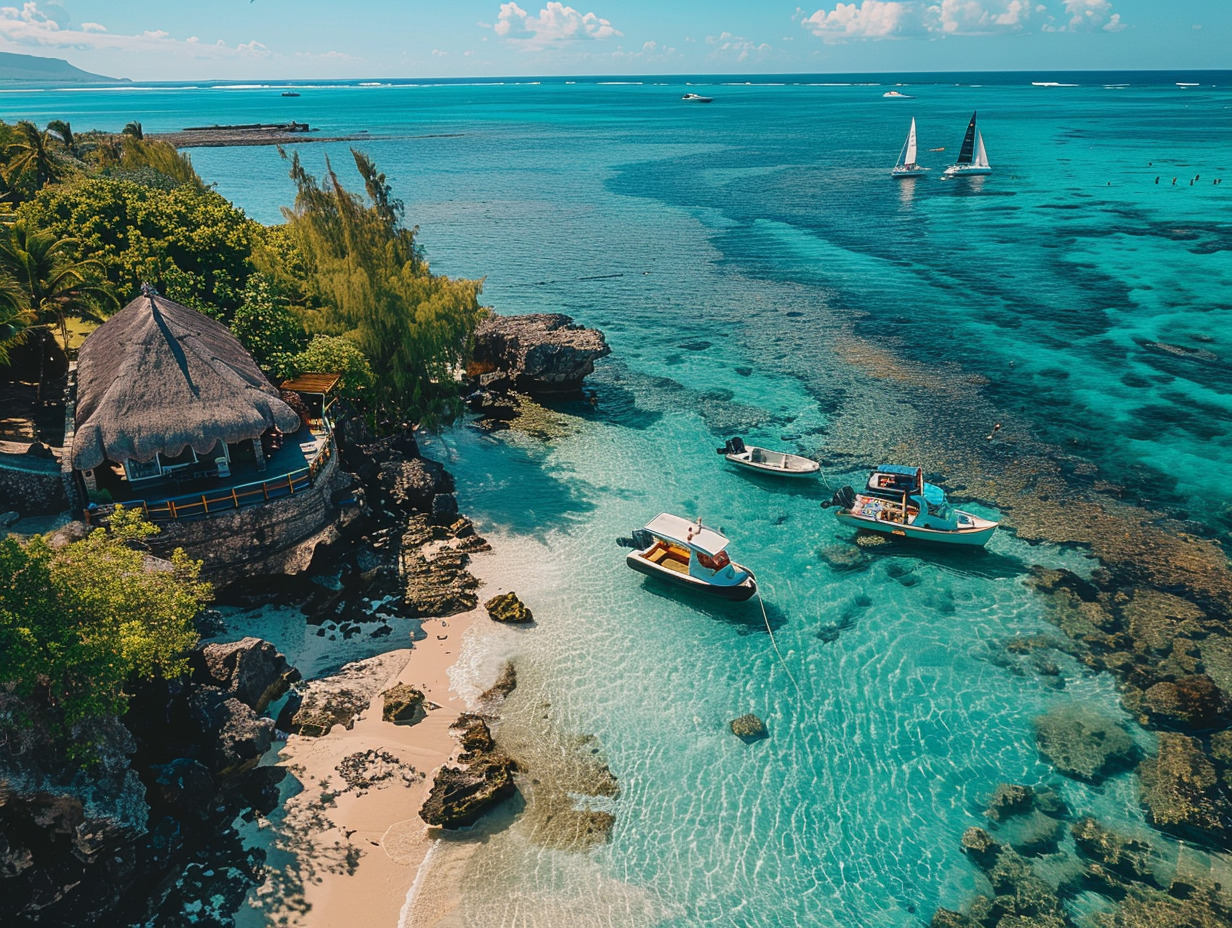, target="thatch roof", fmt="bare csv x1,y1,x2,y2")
71,289,301,471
